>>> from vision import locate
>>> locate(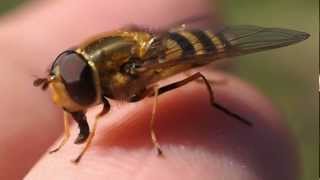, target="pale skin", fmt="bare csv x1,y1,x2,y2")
0,0,299,179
